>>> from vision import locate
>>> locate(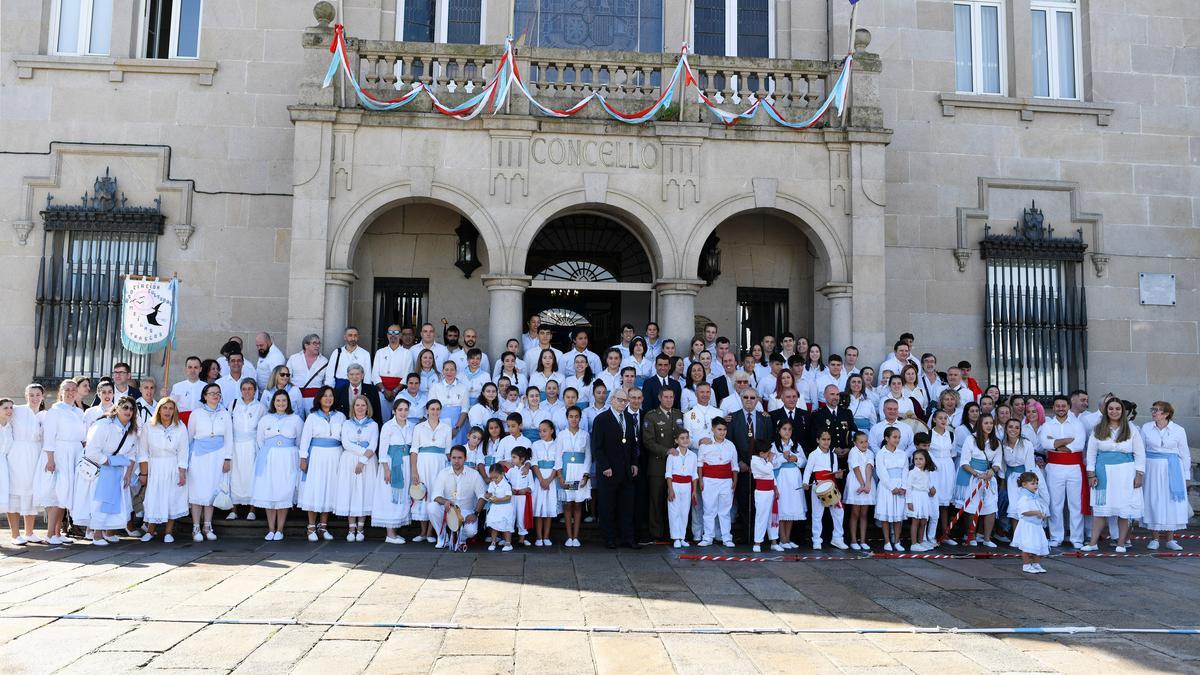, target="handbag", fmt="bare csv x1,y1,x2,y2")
77,424,132,482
